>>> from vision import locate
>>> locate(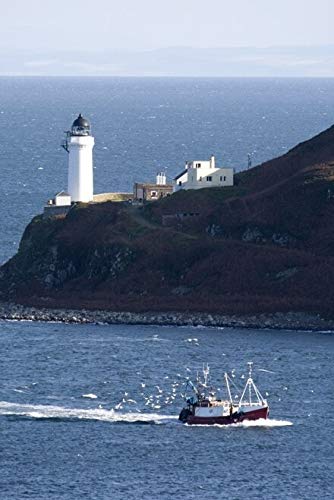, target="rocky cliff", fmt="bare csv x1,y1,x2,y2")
2,125,334,315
